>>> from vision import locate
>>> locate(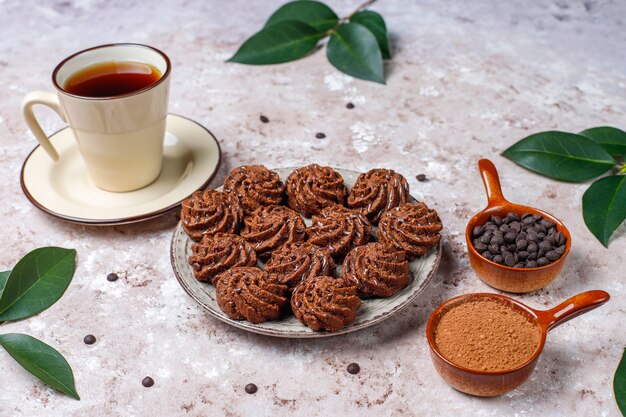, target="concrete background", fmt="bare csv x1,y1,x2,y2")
0,0,624,415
